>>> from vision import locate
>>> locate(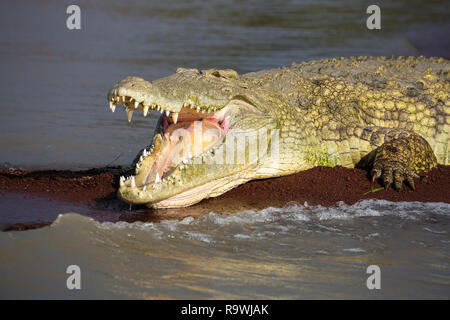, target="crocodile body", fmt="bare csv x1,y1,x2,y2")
108,56,449,208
